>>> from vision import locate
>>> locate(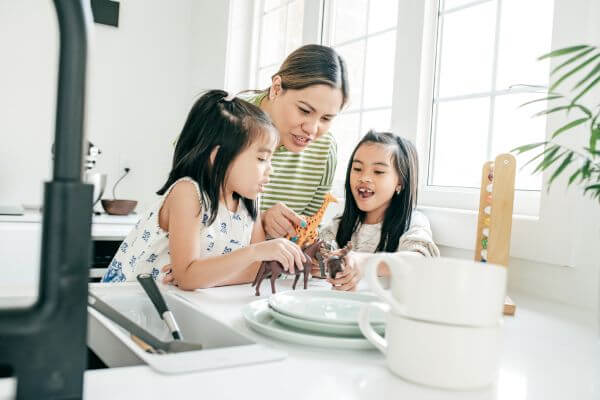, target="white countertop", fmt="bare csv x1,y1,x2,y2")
0,211,137,239
1,280,599,400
